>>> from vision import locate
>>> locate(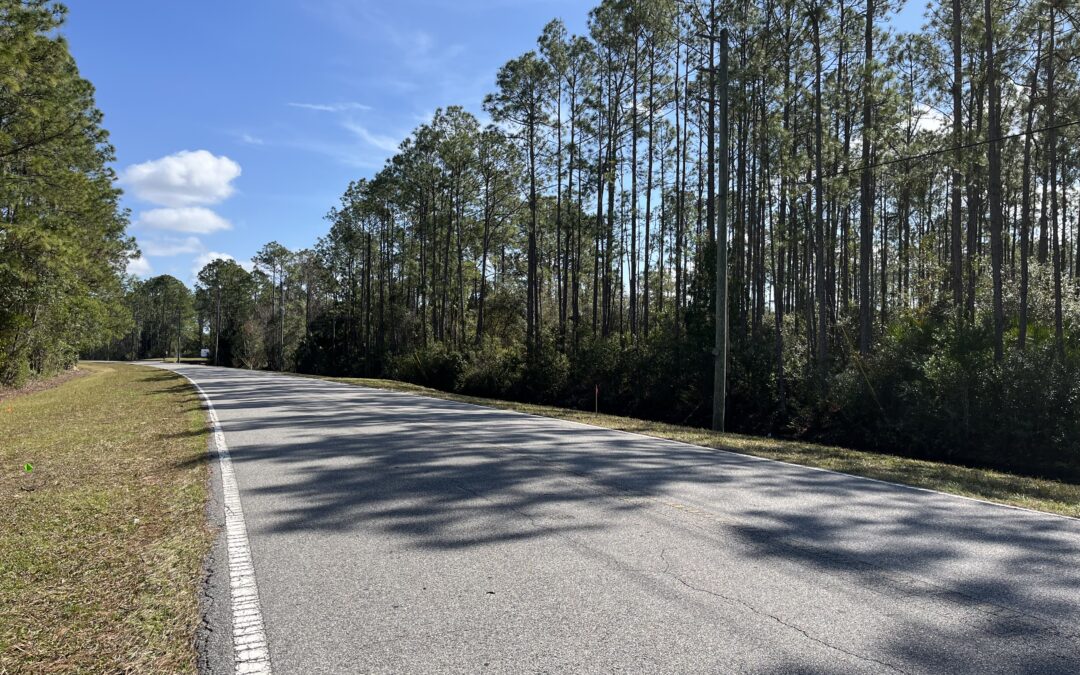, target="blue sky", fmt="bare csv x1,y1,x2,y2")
63,1,925,285
63,0,591,282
